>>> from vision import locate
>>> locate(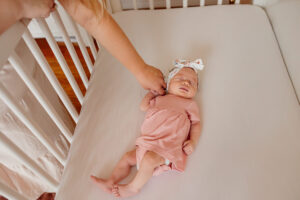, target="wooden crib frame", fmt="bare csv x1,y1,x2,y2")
0,0,251,199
